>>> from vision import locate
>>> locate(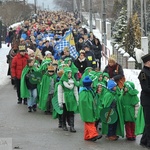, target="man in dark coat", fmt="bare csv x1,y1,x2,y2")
42,40,54,57
138,53,150,149
84,45,96,69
